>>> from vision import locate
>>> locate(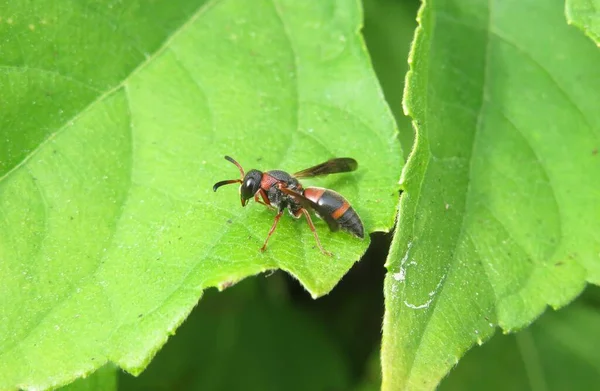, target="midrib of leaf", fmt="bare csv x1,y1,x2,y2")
0,0,219,186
